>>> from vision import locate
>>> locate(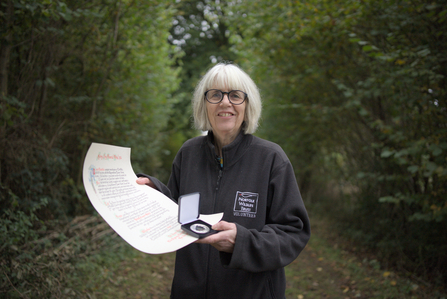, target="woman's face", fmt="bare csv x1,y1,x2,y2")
206,88,246,141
